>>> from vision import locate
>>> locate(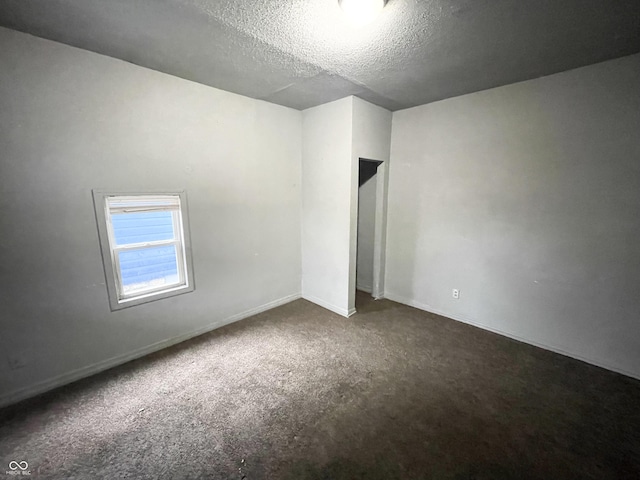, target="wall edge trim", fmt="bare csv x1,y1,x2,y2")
0,292,302,409
384,291,640,381
302,294,352,318
356,284,373,293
